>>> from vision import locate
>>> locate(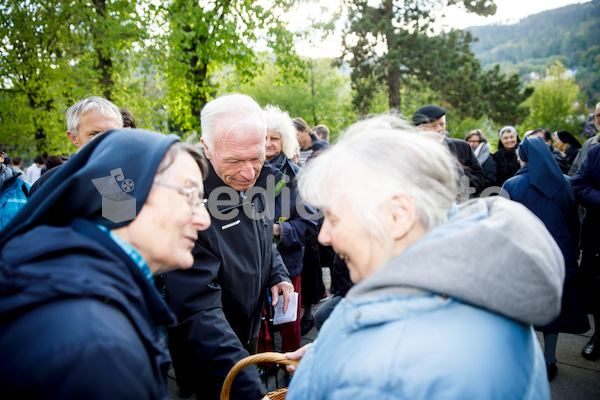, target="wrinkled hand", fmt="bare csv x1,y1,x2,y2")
270,281,294,313
284,344,311,373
